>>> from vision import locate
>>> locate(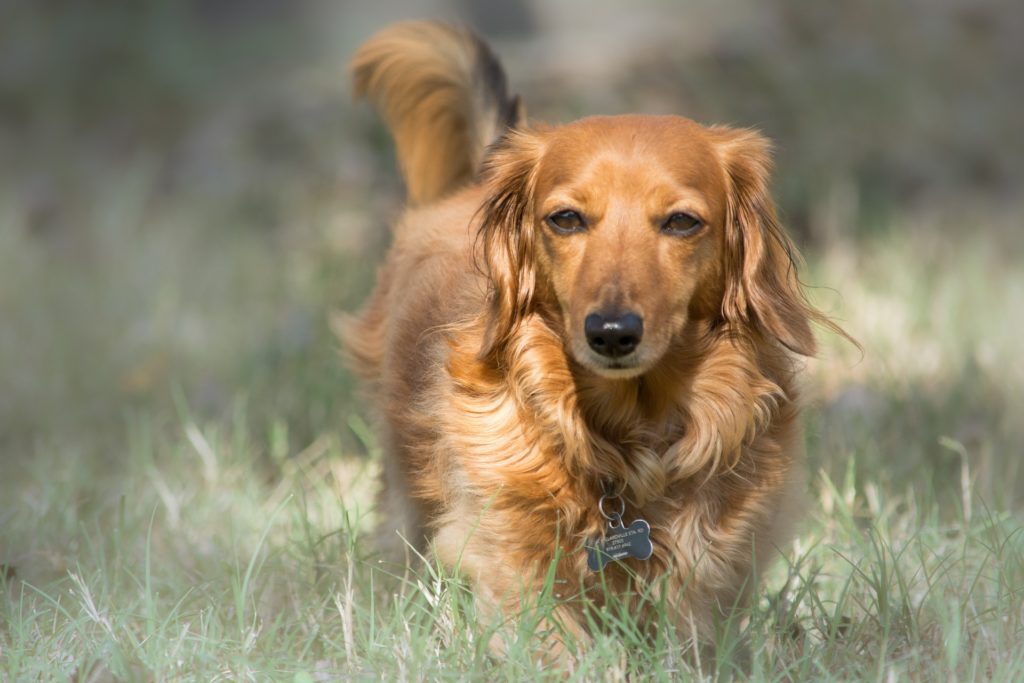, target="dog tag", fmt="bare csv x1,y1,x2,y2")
586,518,654,572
